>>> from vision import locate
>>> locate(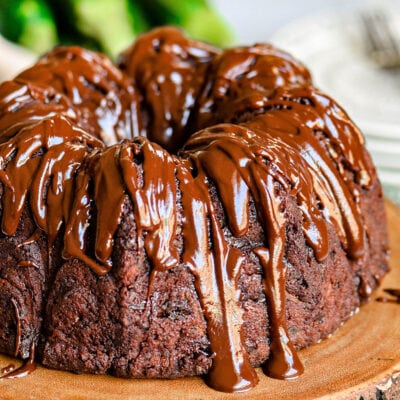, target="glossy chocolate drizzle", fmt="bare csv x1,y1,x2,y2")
10,298,21,357
0,299,36,381
0,27,376,392
376,289,400,304
0,343,36,381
